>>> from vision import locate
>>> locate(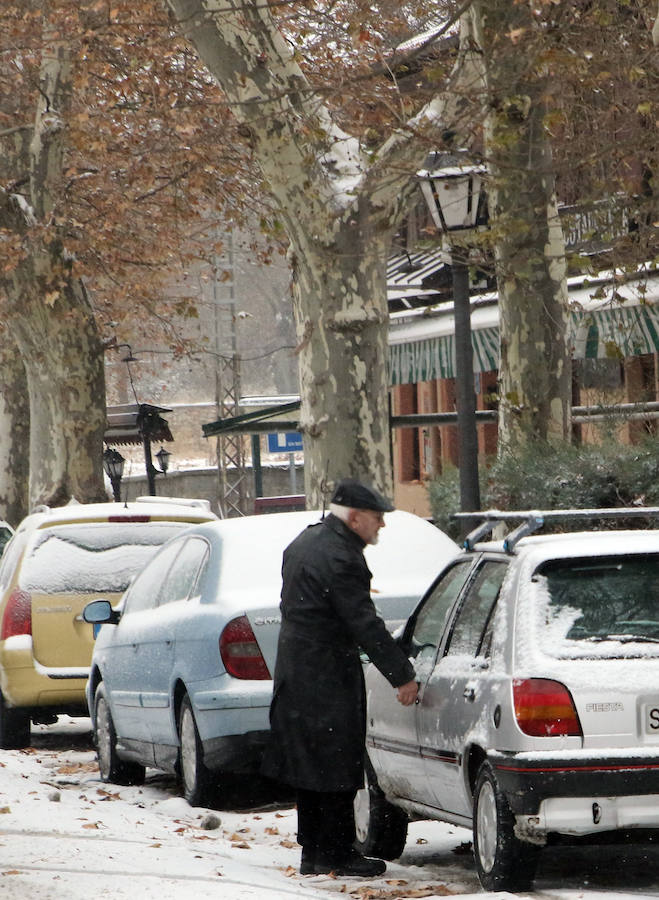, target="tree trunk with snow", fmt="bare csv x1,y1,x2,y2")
0,8,107,510
471,0,572,452
165,0,476,504
7,260,107,508
288,209,392,503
